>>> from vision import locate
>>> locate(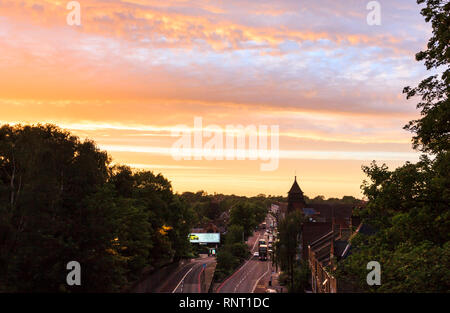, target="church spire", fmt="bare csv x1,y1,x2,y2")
289,176,303,194
288,176,306,212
